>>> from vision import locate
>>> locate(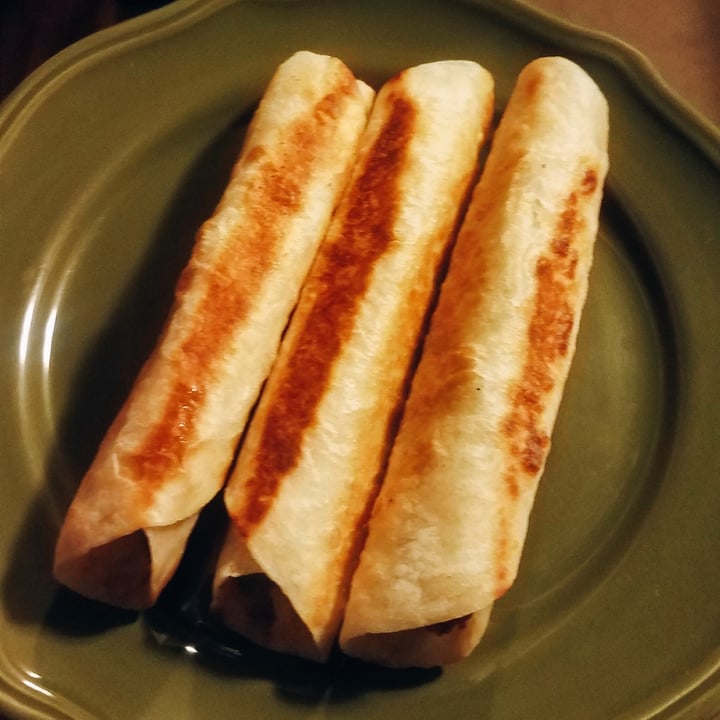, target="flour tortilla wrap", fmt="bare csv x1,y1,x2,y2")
212,60,495,662
340,56,609,668
53,51,374,609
